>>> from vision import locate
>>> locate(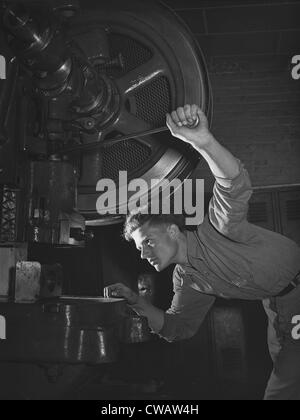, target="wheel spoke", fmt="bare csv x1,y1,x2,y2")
115,54,166,96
